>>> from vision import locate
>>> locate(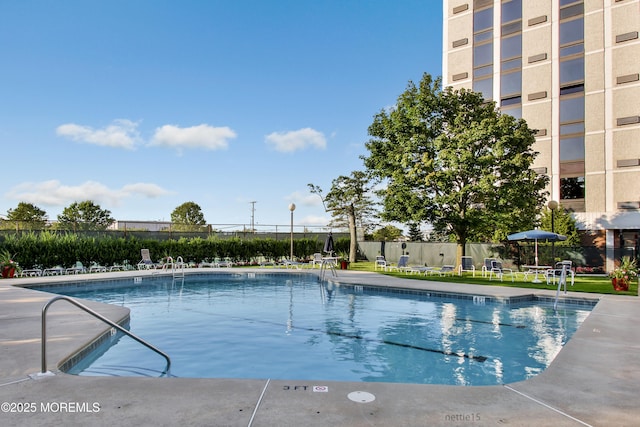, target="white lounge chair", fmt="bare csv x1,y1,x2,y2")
386,255,410,272
137,249,159,269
